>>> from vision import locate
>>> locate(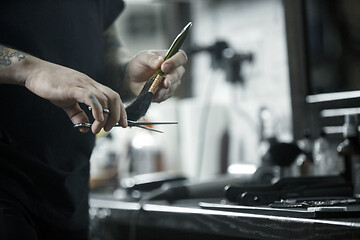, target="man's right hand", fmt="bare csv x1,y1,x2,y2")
0,46,127,134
